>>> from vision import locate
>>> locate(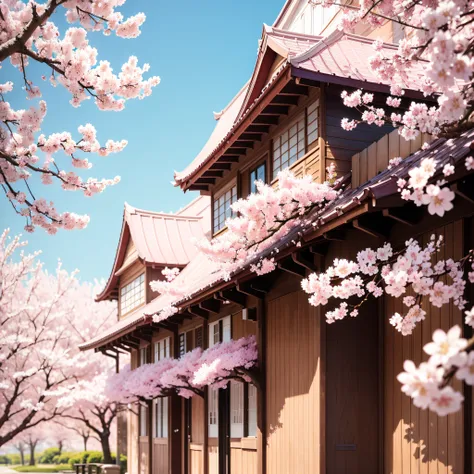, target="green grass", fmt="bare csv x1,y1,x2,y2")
13,464,72,473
